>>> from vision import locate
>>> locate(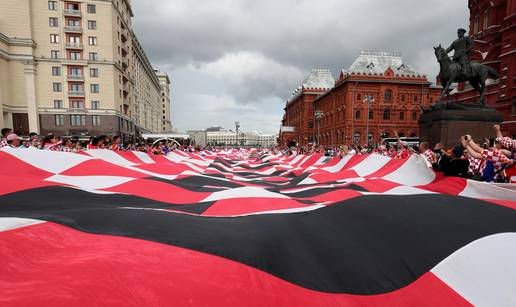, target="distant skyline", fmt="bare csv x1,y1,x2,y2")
132,0,469,133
